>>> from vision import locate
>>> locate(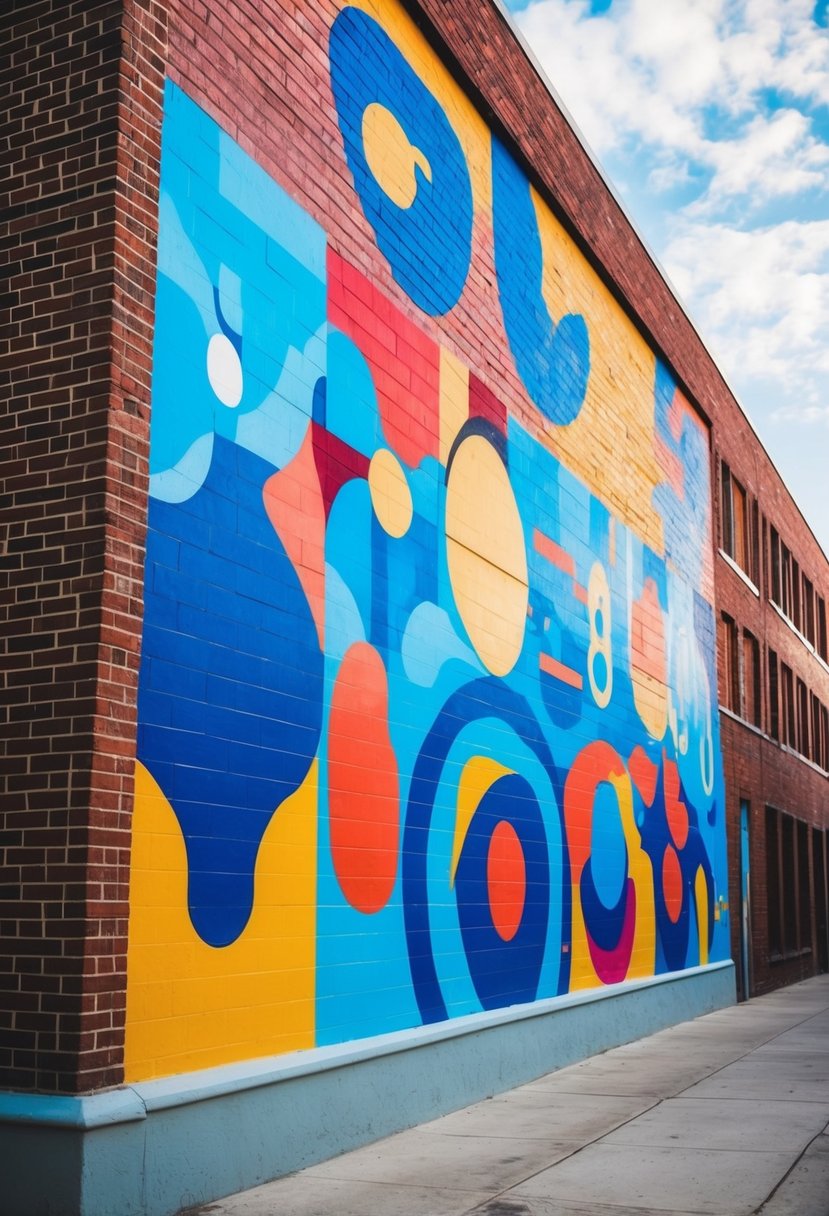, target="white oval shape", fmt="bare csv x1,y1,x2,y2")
206,332,243,408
